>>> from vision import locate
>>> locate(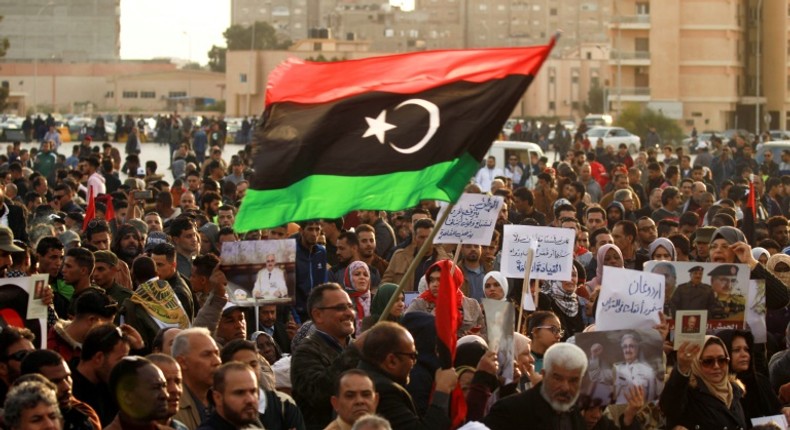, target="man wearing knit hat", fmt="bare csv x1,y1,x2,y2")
92,250,131,308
